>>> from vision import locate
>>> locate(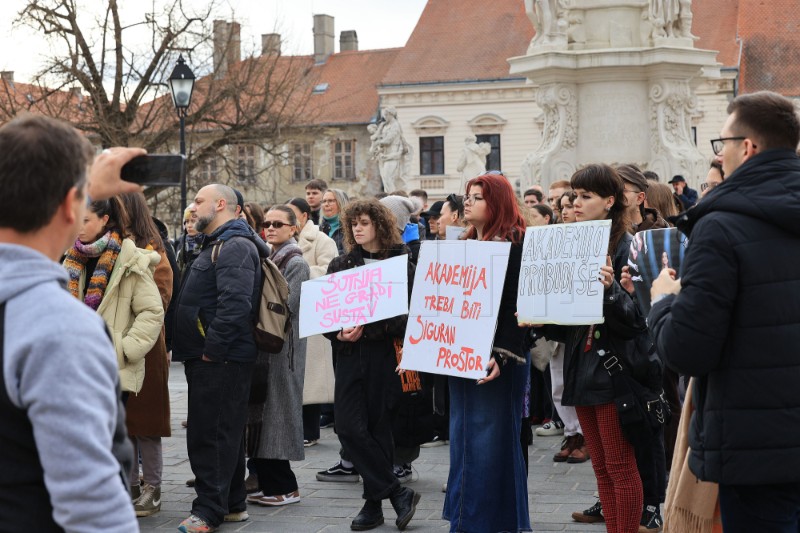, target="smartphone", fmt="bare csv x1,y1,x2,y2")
121,154,186,187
